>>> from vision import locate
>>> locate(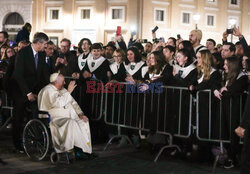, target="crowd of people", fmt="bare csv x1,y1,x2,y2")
0,22,250,172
